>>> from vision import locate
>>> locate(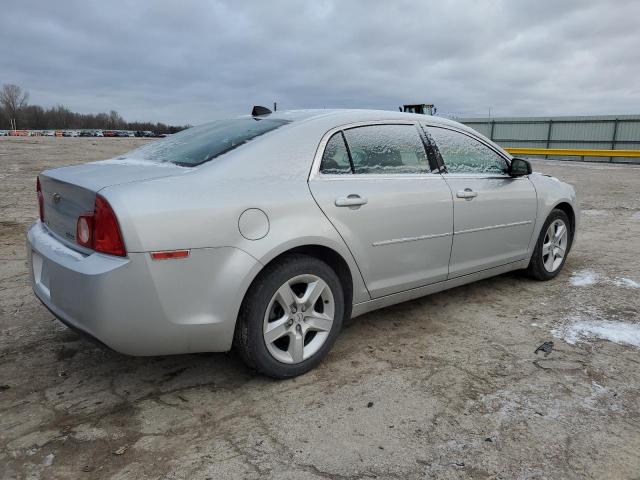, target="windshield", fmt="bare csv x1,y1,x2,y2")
125,117,290,166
